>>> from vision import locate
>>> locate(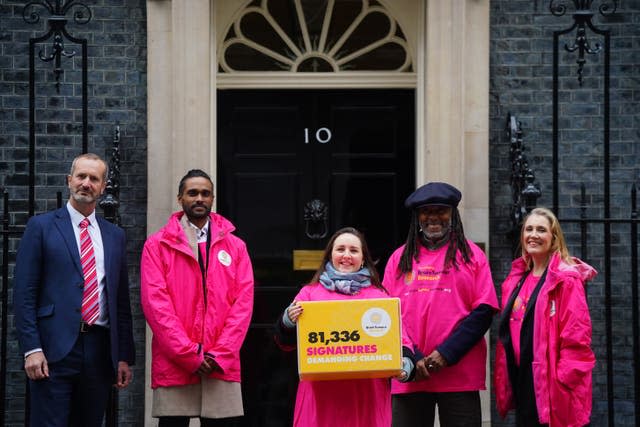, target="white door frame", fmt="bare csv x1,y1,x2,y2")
145,1,490,425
